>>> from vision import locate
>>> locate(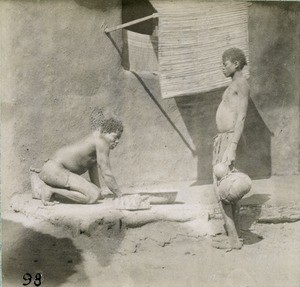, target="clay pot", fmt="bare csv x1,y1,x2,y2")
218,172,252,204
213,163,230,179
